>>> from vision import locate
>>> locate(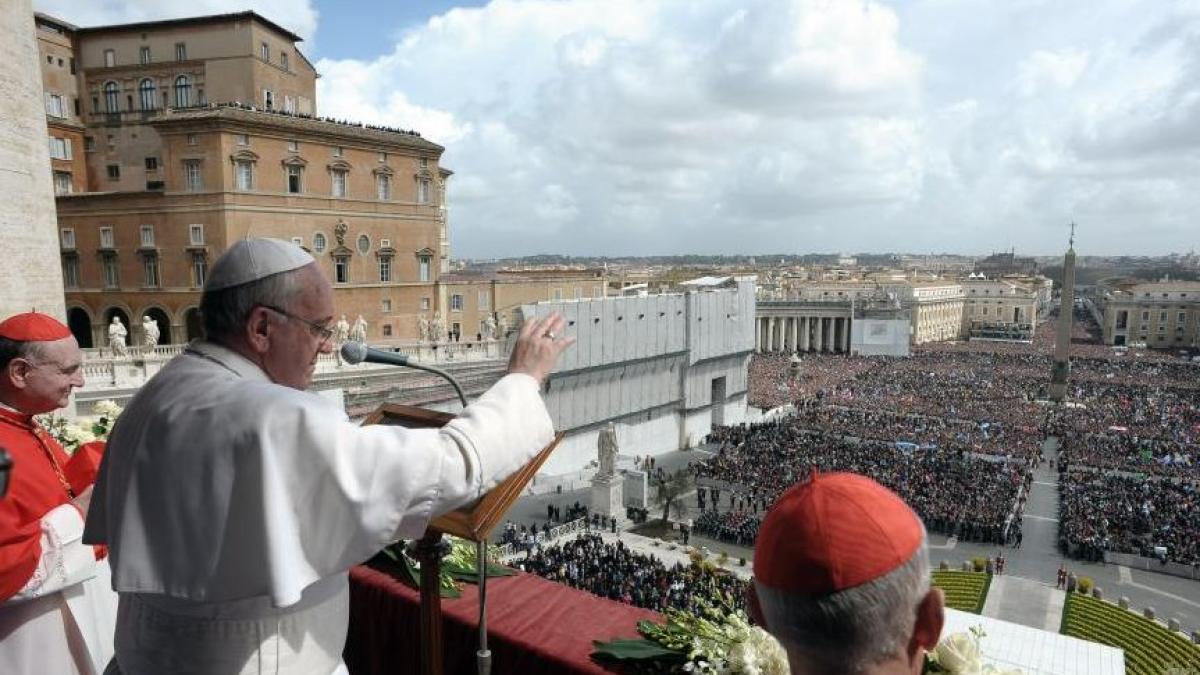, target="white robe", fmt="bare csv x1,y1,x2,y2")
0,503,118,675
84,340,554,674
